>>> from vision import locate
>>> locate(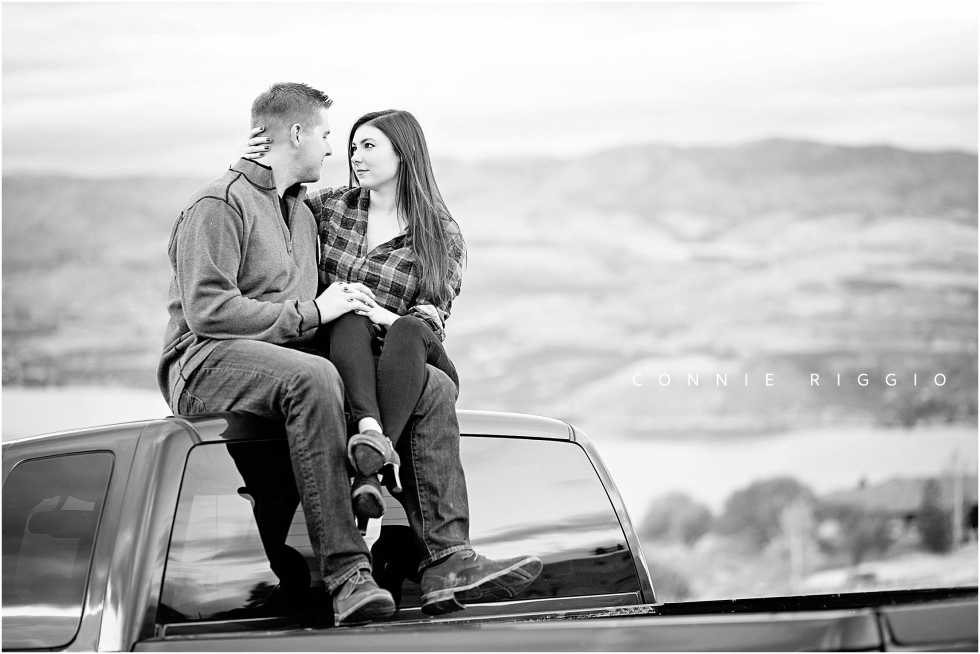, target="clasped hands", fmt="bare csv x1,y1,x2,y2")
315,281,399,327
